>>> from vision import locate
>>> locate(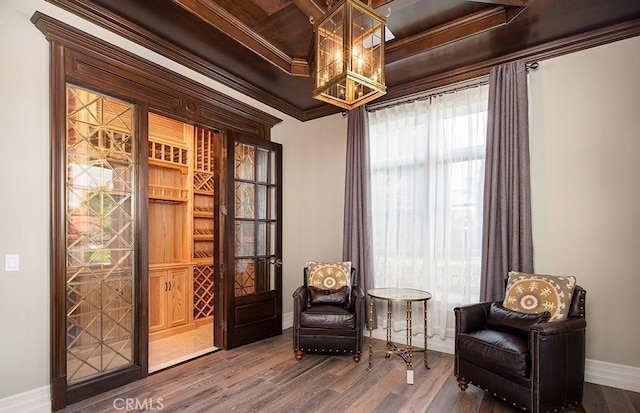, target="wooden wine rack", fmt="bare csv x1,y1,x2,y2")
191,126,219,323
193,265,214,320
148,184,188,201
194,172,215,193
192,127,218,262
148,140,188,168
